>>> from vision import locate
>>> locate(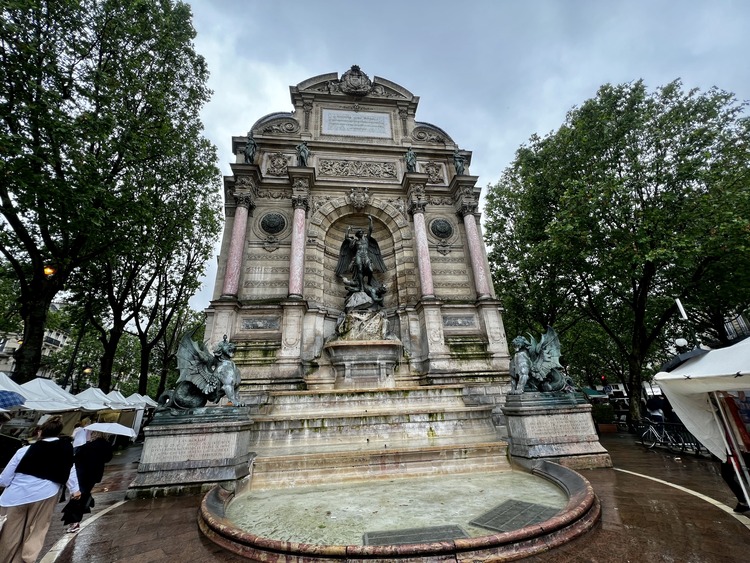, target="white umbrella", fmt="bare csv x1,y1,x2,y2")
86,422,136,438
